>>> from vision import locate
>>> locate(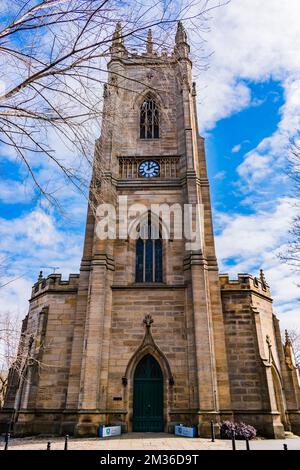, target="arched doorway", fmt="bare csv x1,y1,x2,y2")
132,354,164,432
